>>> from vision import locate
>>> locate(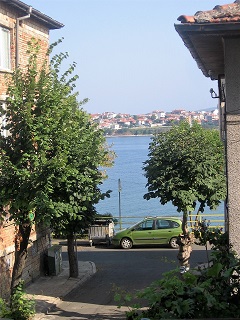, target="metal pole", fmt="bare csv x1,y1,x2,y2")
16,6,32,67
118,178,122,230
